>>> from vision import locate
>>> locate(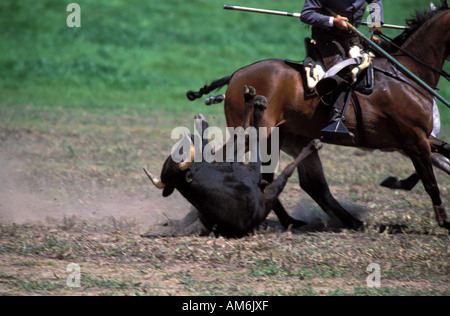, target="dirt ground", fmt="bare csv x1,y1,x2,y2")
0,106,448,296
